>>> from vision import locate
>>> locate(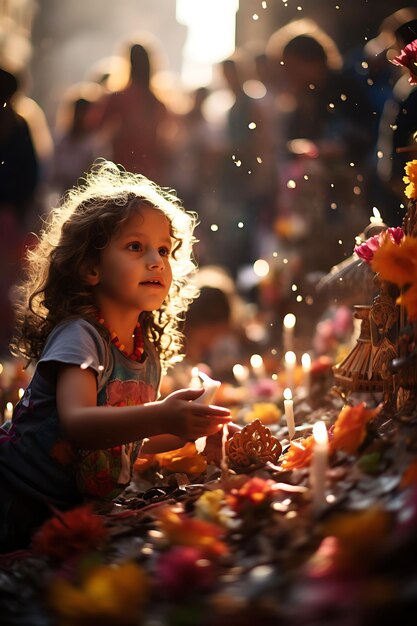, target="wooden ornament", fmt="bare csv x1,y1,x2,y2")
225,419,282,473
